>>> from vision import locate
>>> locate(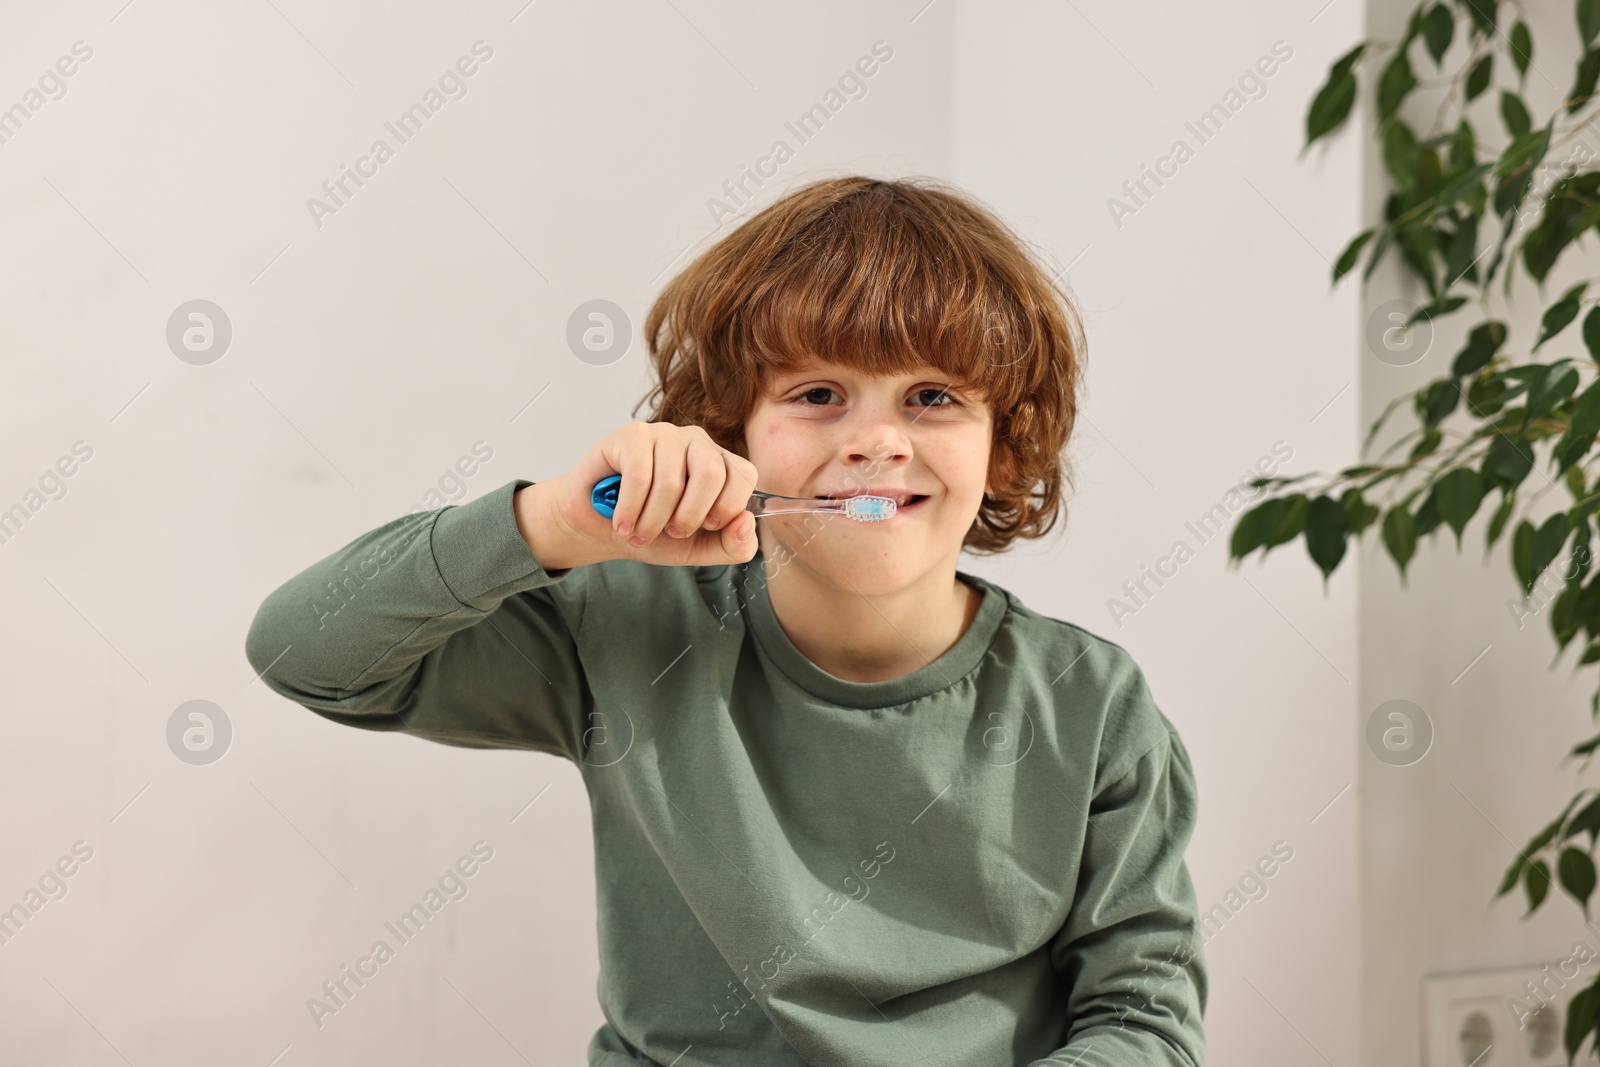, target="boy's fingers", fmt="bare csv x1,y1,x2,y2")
633,439,687,544
669,439,724,536
705,454,755,530
719,512,757,560
609,442,651,538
